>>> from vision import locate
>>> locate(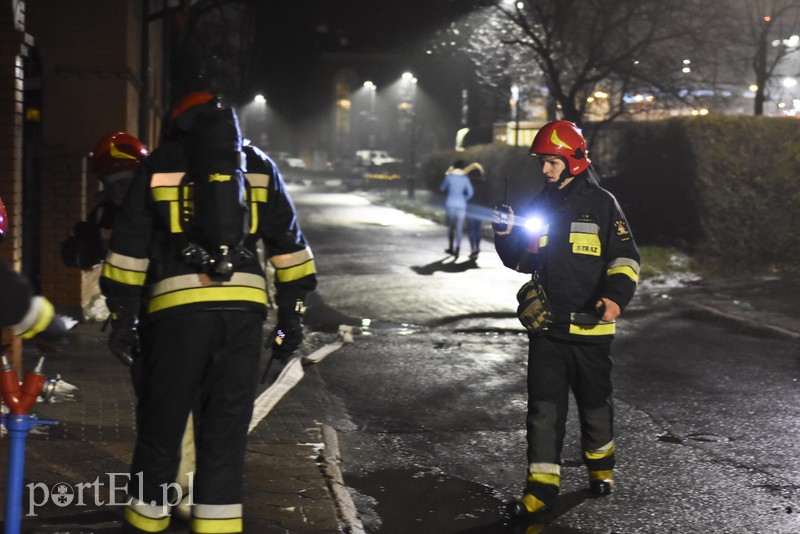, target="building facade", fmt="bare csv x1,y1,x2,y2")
0,1,167,324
